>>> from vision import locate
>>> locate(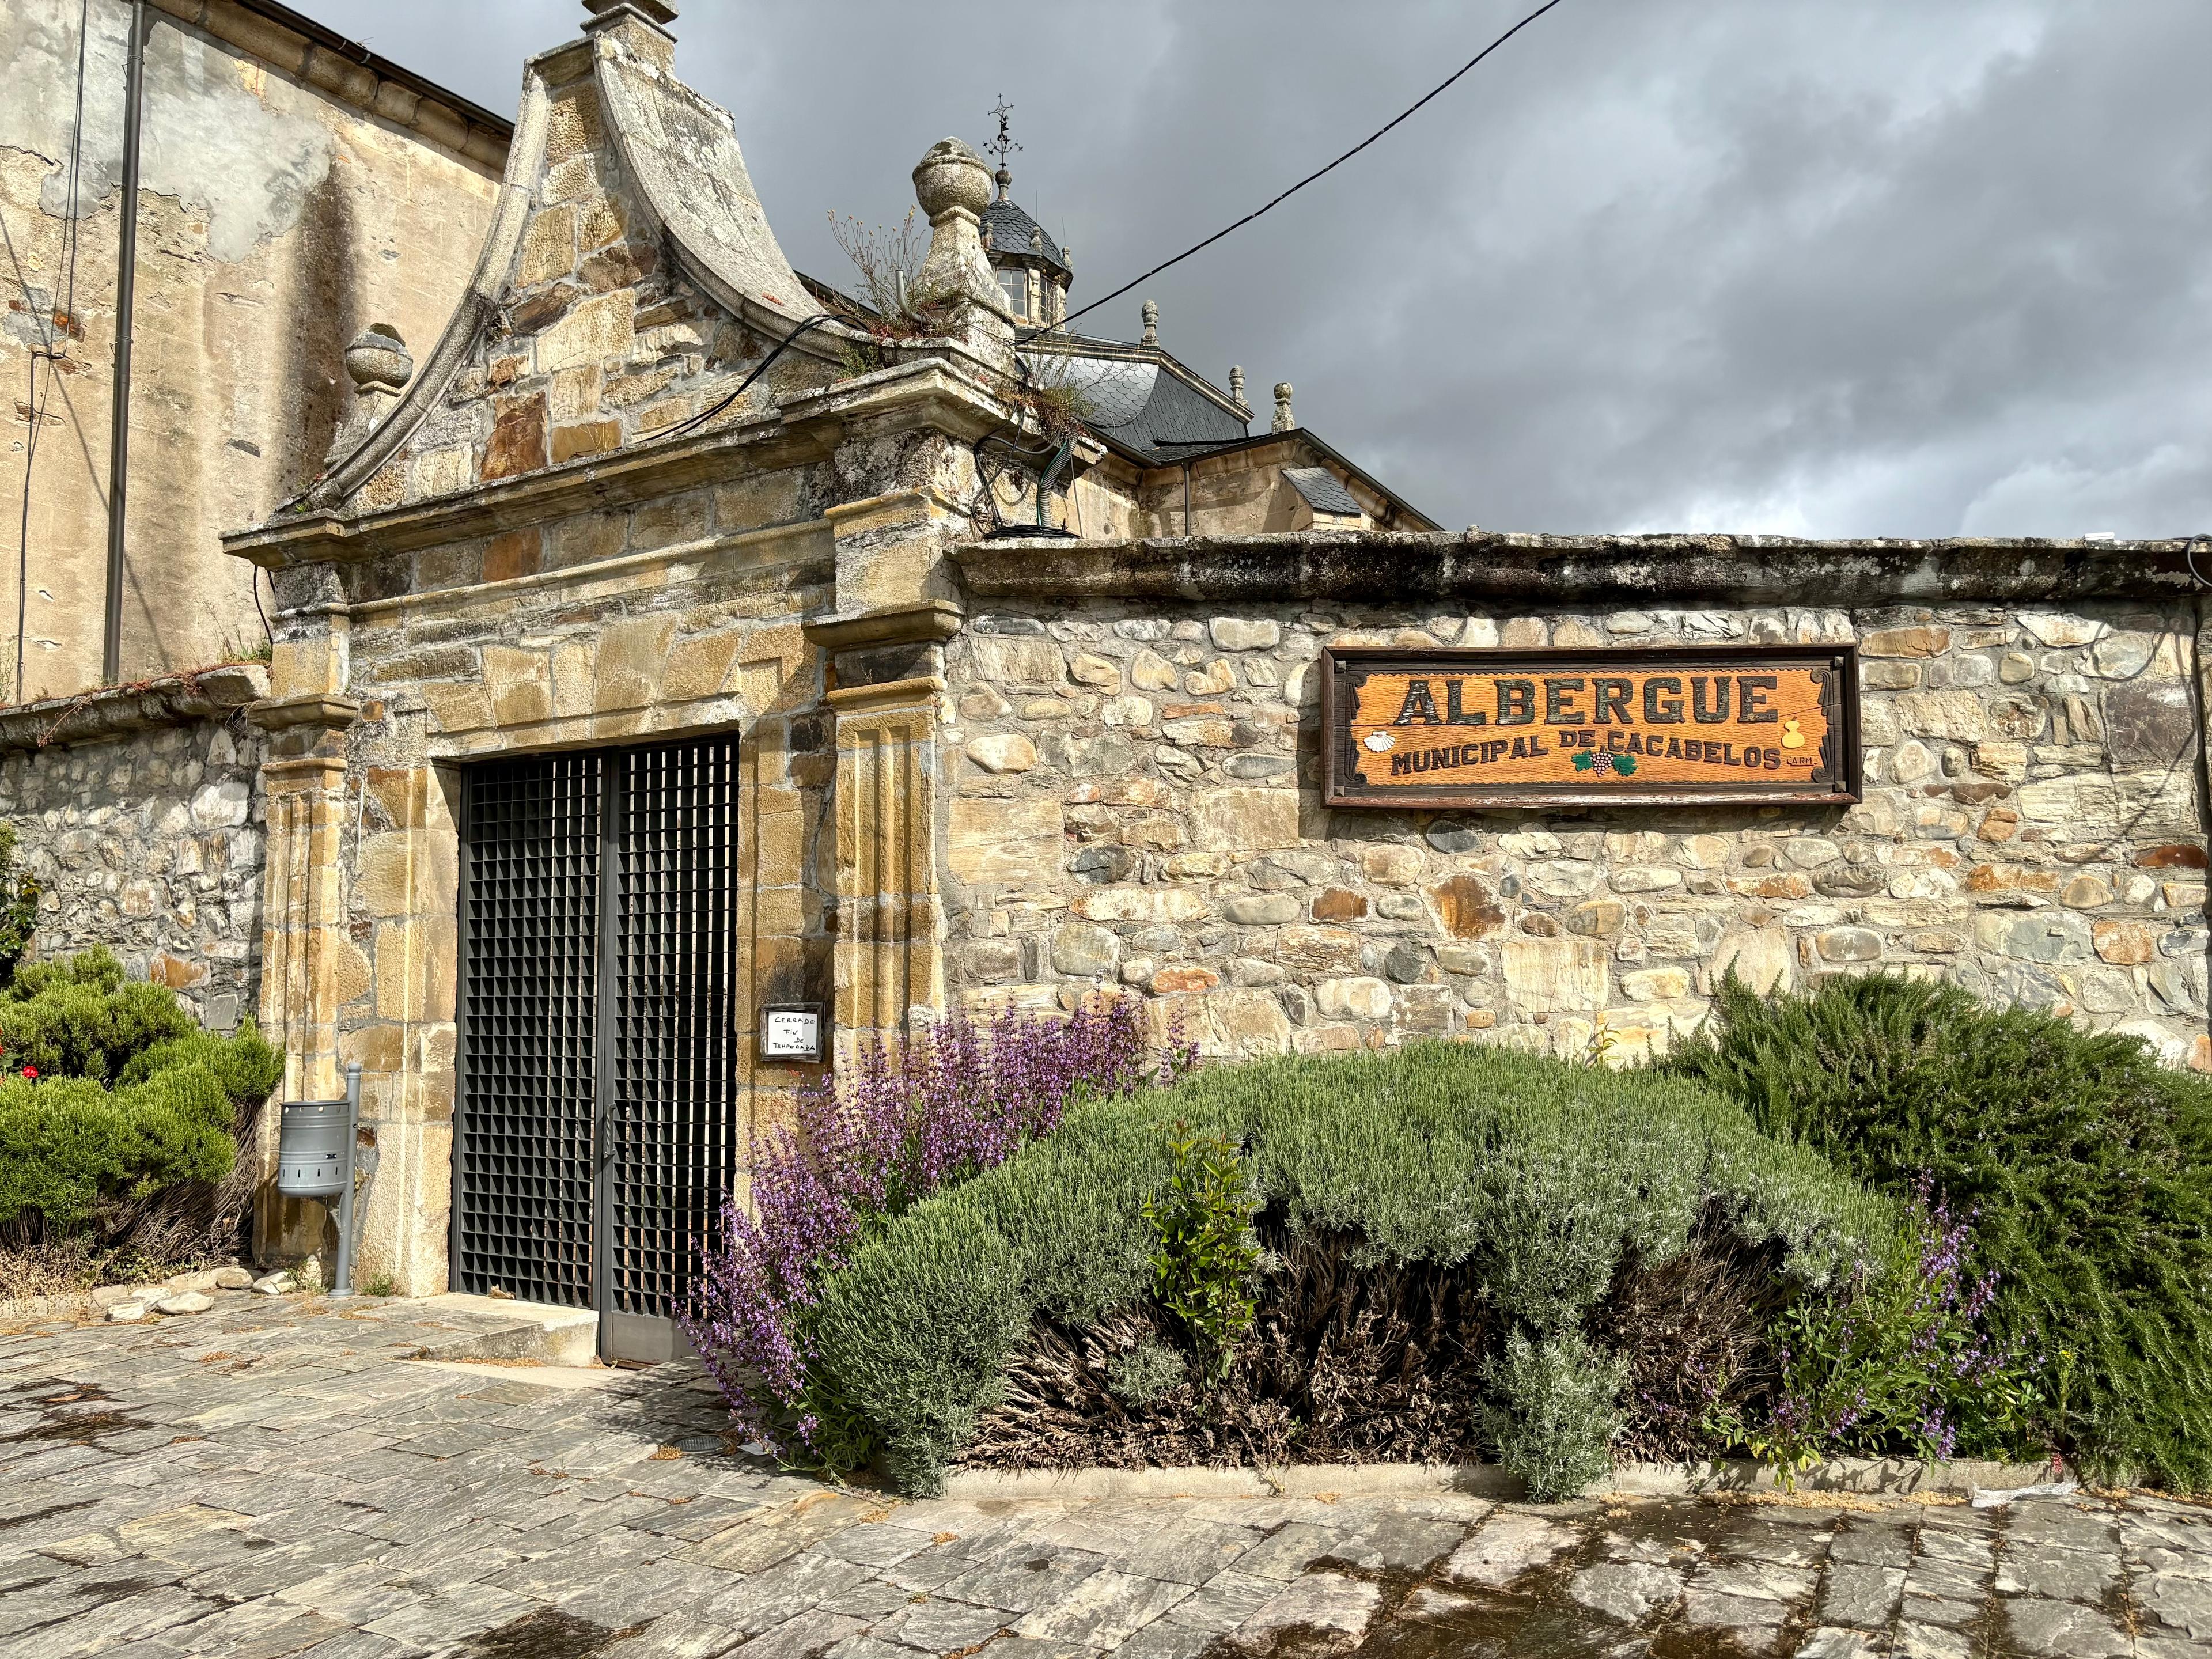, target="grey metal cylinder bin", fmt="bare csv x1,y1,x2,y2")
274,1063,363,1296
276,1099,348,1198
